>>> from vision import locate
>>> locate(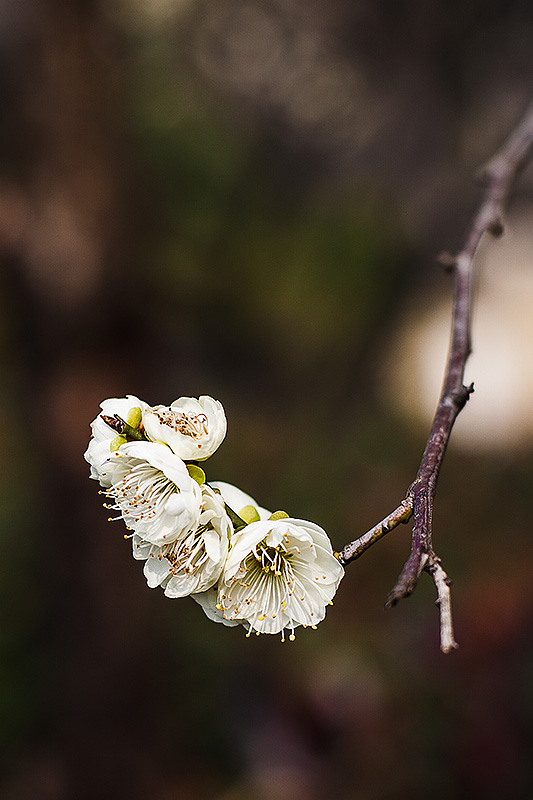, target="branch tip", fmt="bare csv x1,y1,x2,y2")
384,591,403,610
427,559,458,653
441,642,459,654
